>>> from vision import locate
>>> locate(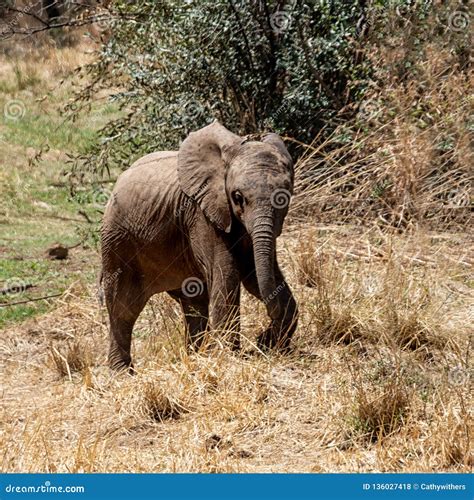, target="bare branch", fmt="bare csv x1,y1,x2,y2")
0,292,63,307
